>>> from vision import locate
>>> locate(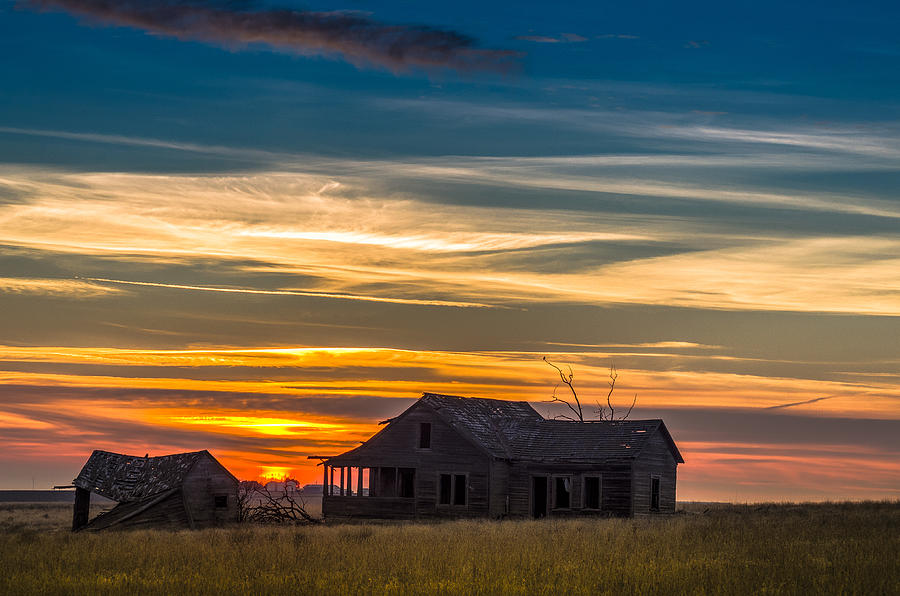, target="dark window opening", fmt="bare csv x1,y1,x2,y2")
650,477,660,511
399,468,415,498
418,422,432,449
554,477,571,509
453,474,467,506
380,467,397,497
439,474,452,505
584,476,601,509
531,476,548,519
214,495,228,508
